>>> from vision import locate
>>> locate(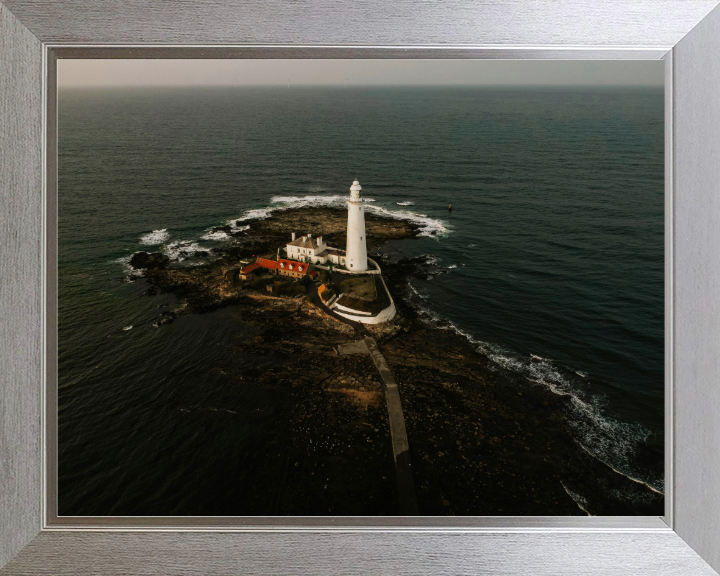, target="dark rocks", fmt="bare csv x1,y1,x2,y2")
130,251,169,270
152,310,176,327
